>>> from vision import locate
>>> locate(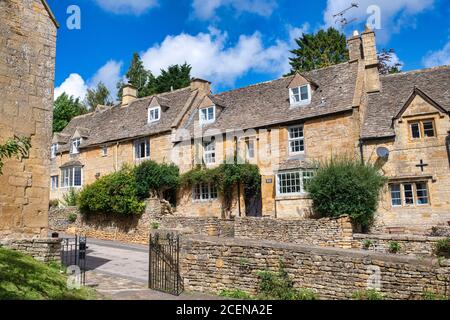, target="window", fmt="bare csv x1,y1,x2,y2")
410,120,436,139
246,138,255,159
289,85,311,106
277,170,314,196
199,106,215,124
148,106,161,123
390,184,402,207
389,182,430,207
135,139,150,160
193,183,218,201
51,143,58,159
71,138,81,154
288,125,305,154
101,145,108,157
203,138,216,164
61,167,82,188
50,176,59,190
